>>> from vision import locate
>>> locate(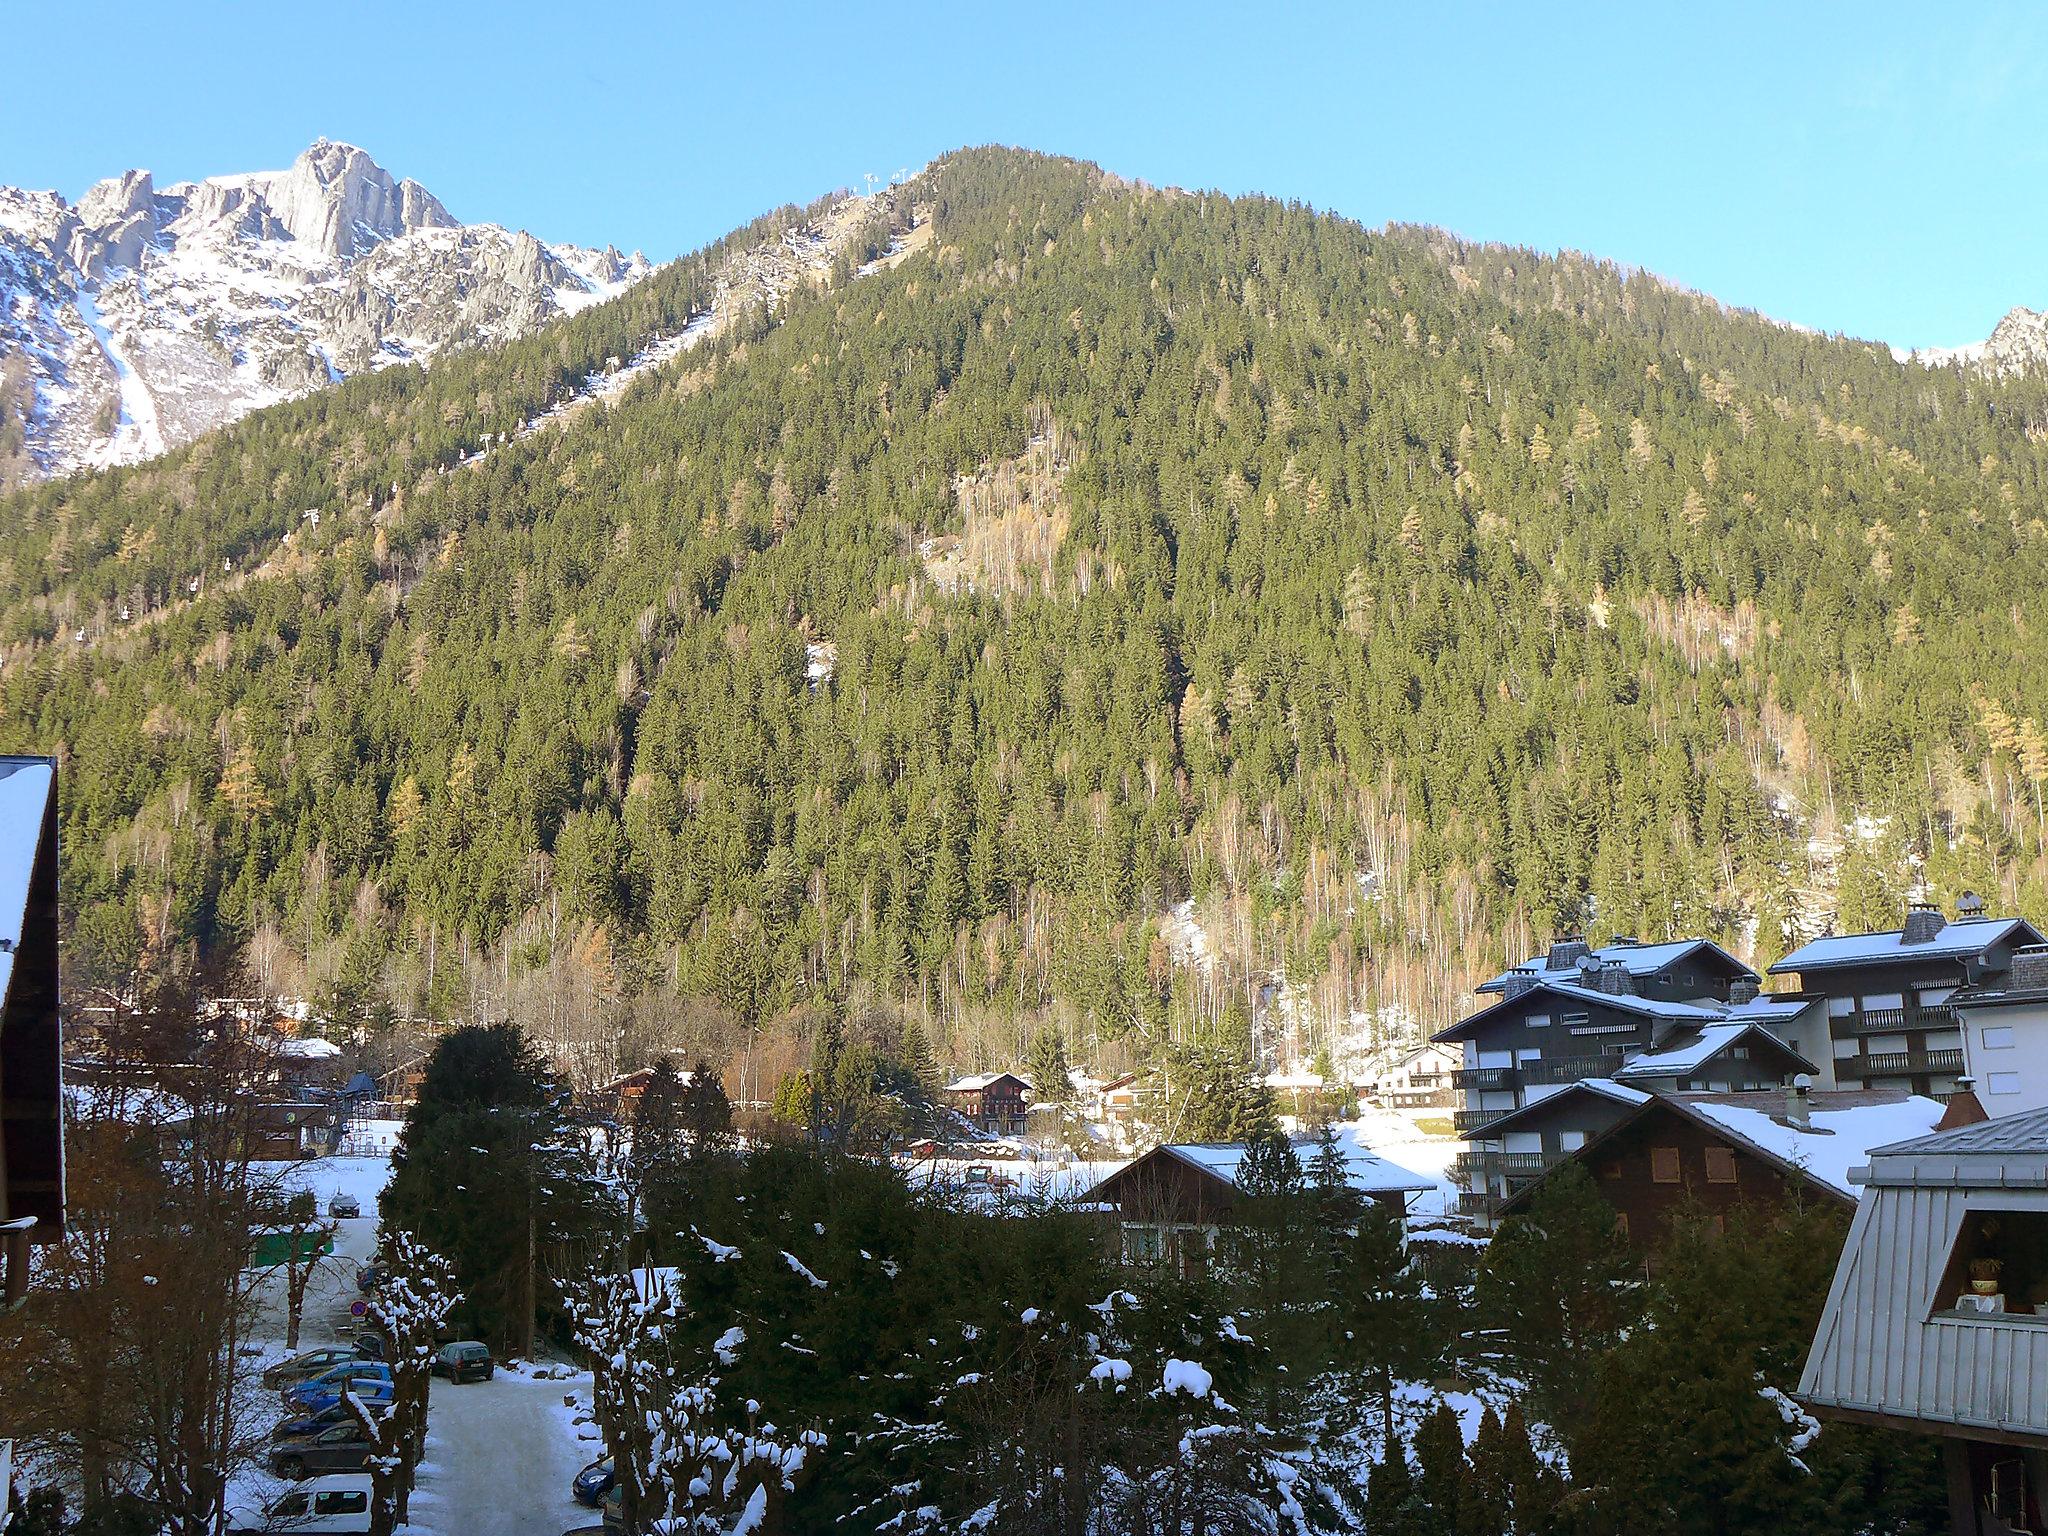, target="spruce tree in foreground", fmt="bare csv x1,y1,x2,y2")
383,1022,608,1352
